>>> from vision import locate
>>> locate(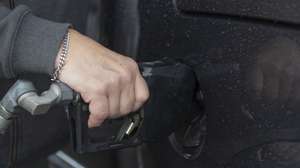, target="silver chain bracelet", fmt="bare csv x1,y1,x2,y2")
51,31,70,81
